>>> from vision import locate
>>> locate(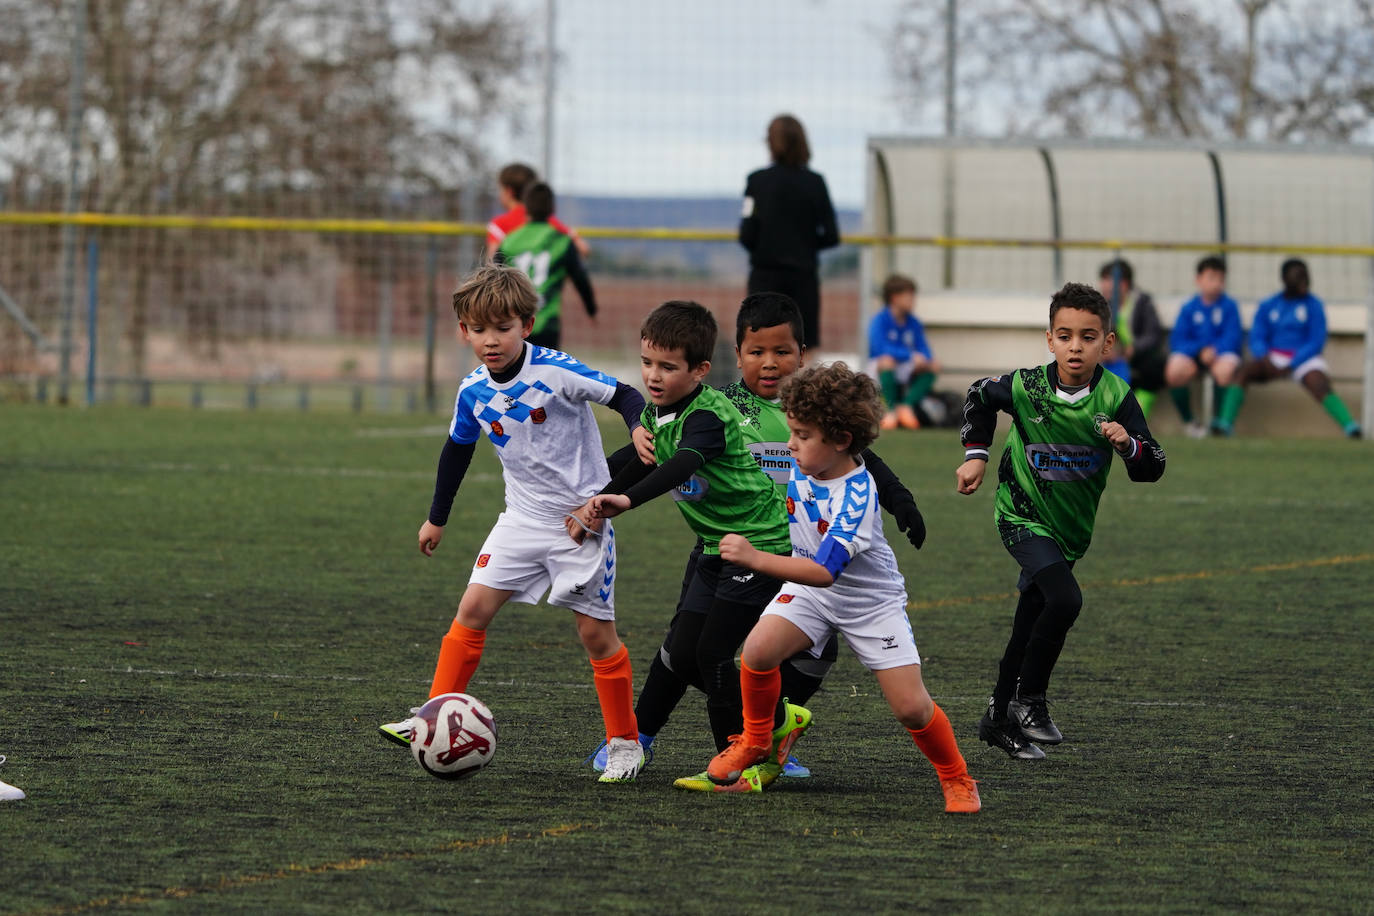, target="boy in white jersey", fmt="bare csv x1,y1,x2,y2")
378,264,650,782
708,363,981,813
